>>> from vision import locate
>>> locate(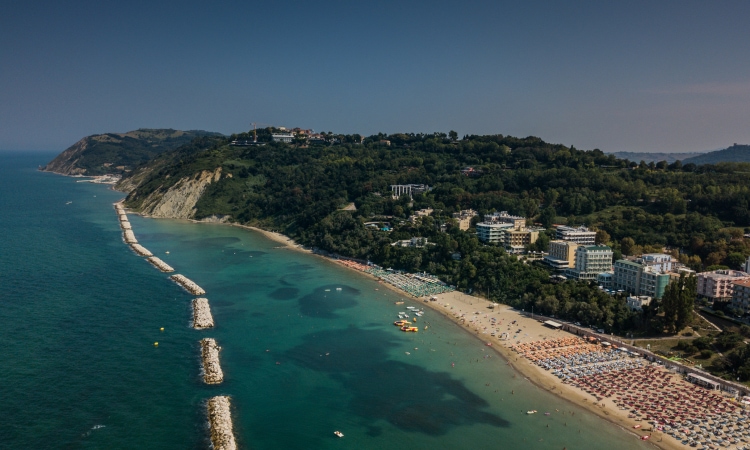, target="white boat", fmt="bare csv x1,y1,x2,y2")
334,431,344,438
415,311,424,317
